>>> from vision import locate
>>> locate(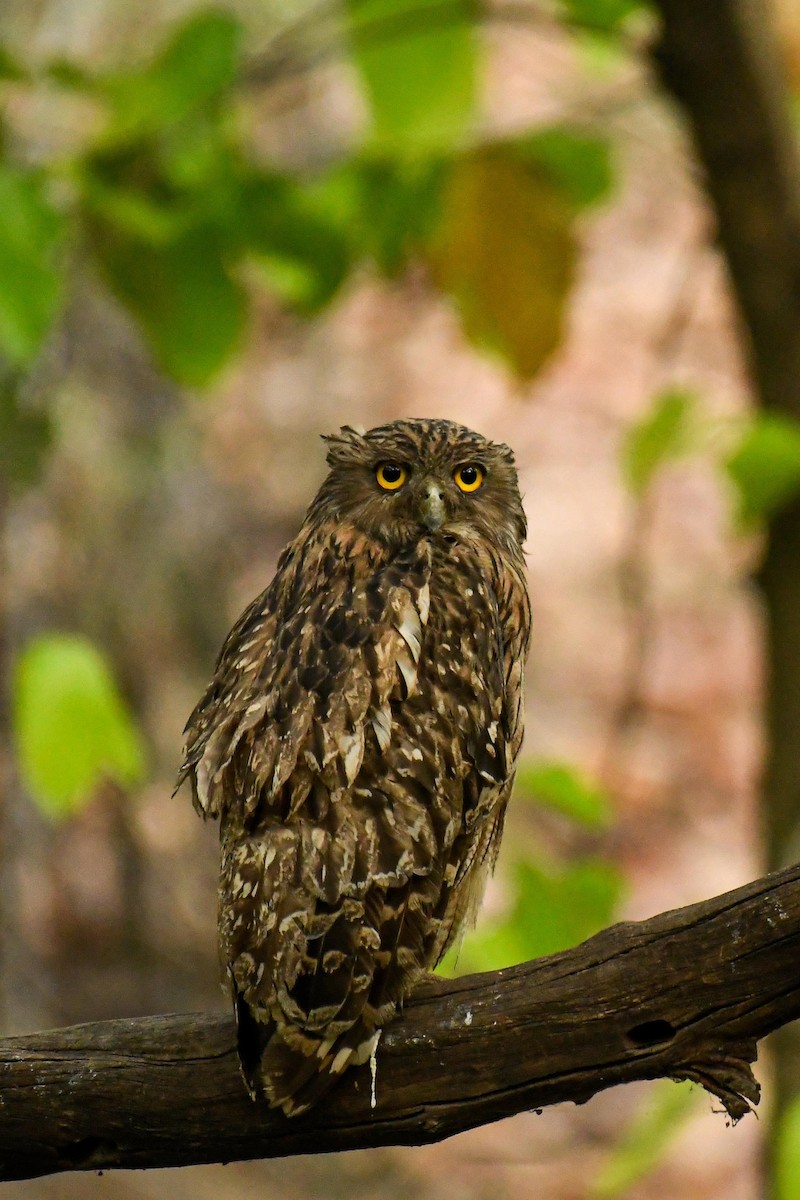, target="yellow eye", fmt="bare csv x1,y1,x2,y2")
376,462,407,491
454,464,484,493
